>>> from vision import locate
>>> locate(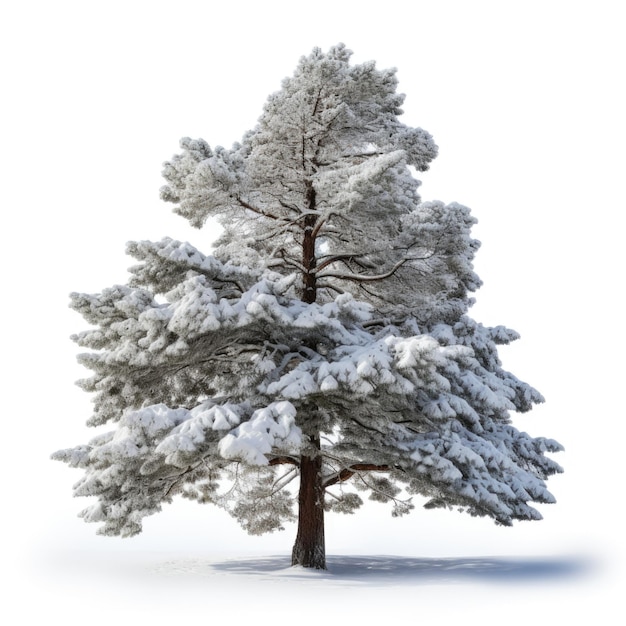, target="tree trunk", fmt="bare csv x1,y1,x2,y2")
291,438,326,569
302,210,317,304
292,181,326,569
